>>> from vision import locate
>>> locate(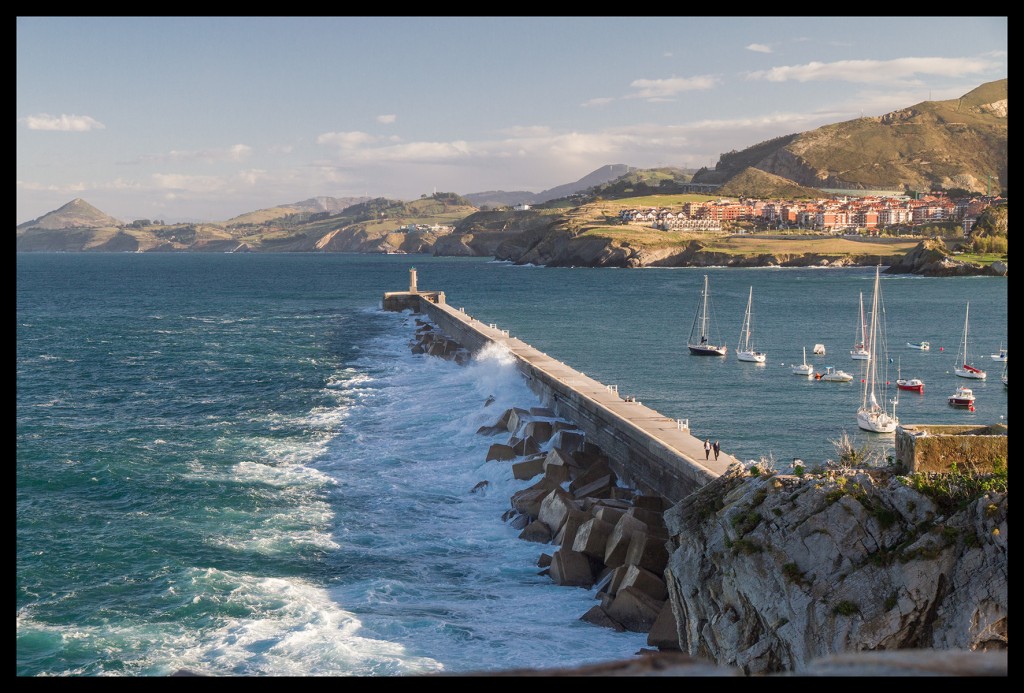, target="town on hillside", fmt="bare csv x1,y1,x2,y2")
618,193,1005,236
